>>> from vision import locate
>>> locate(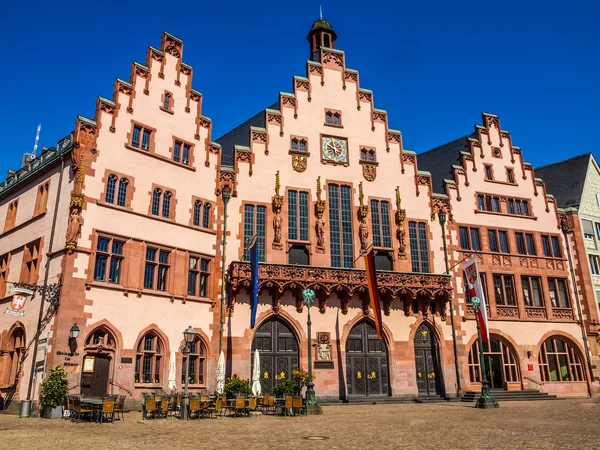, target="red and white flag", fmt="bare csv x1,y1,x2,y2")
462,256,489,343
